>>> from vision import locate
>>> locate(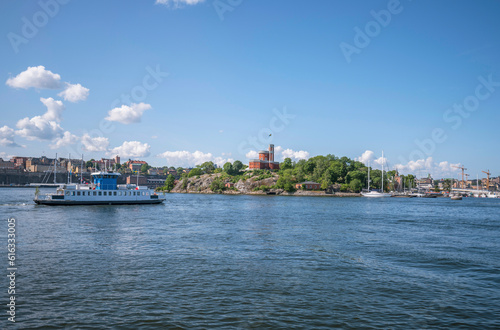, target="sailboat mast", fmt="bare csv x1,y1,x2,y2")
381,151,384,192
367,160,370,191
54,153,57,184
80,154,83,184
